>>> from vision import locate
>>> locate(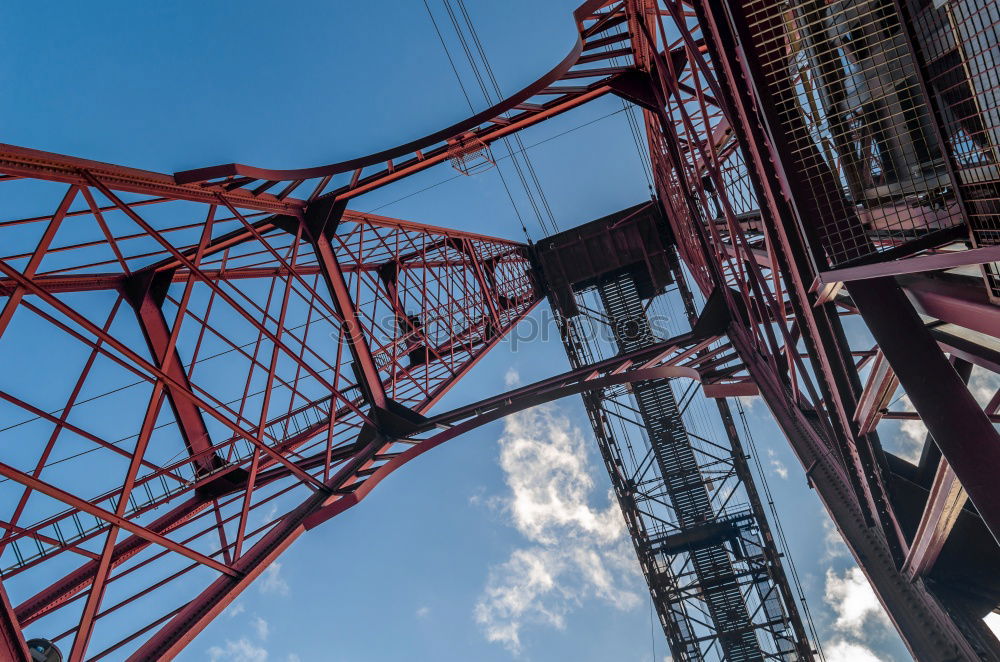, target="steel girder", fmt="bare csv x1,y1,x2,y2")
622,0,1000,658
0,146,539,658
